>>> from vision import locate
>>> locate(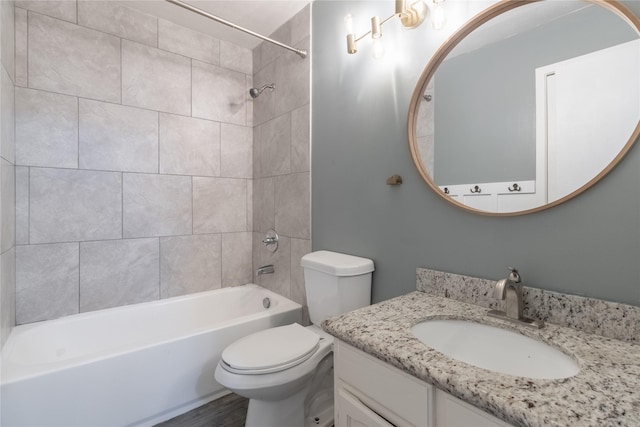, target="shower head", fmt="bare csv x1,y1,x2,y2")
249,83,275,99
